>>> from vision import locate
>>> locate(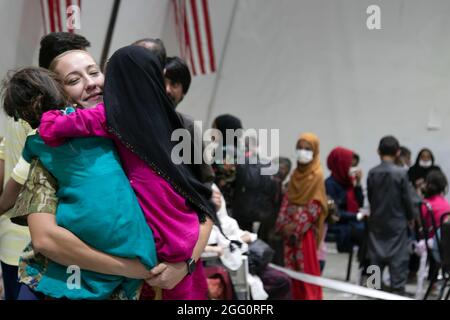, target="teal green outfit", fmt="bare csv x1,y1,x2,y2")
22,108,157,300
